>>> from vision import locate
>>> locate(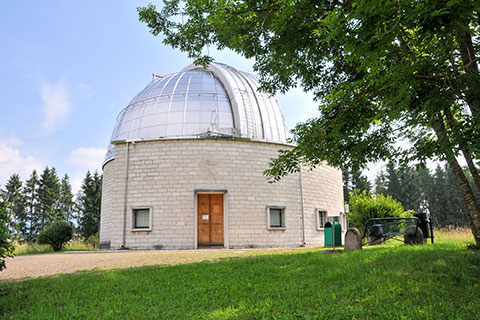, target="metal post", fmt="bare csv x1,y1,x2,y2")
299,164,306,246
332,219,335,251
